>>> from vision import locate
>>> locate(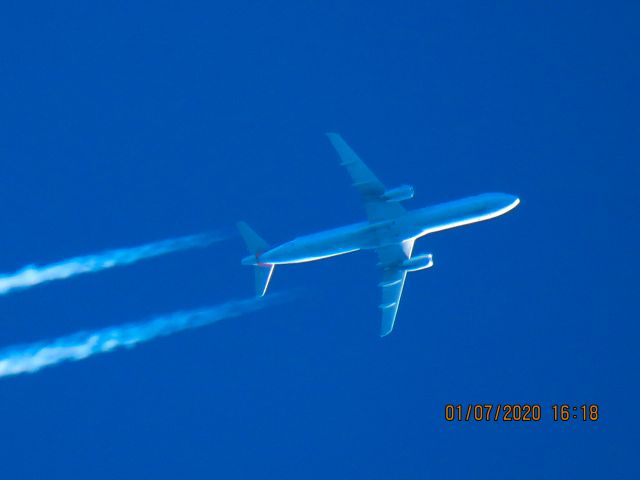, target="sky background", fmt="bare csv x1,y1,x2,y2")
0,1,638,478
